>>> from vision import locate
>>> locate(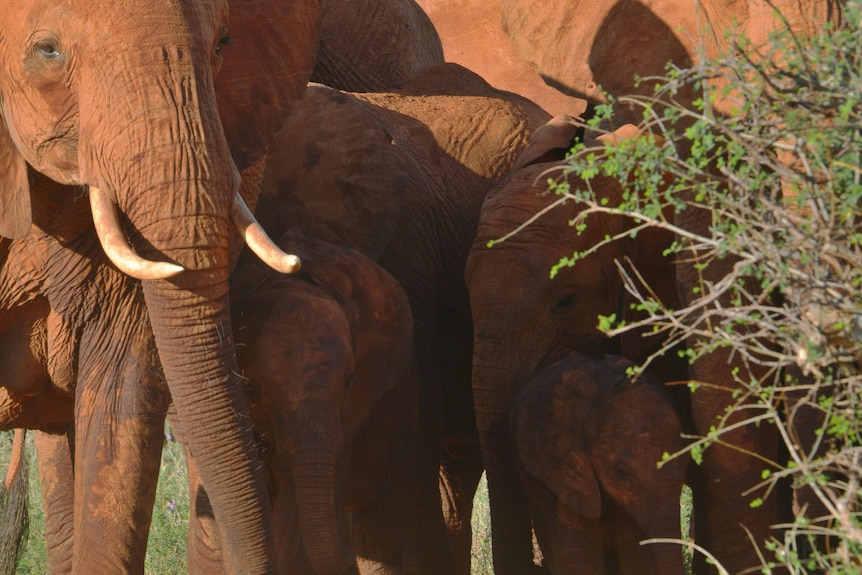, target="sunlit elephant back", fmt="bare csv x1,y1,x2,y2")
415,0,589,117
499,0,841,107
